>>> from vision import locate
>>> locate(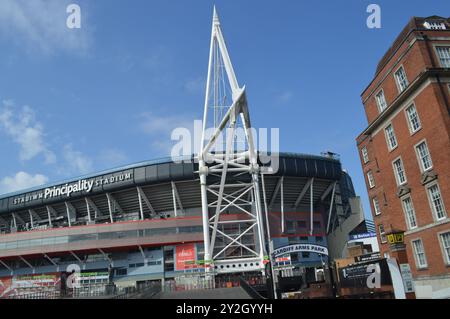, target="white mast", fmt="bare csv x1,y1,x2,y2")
198,6,267,275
